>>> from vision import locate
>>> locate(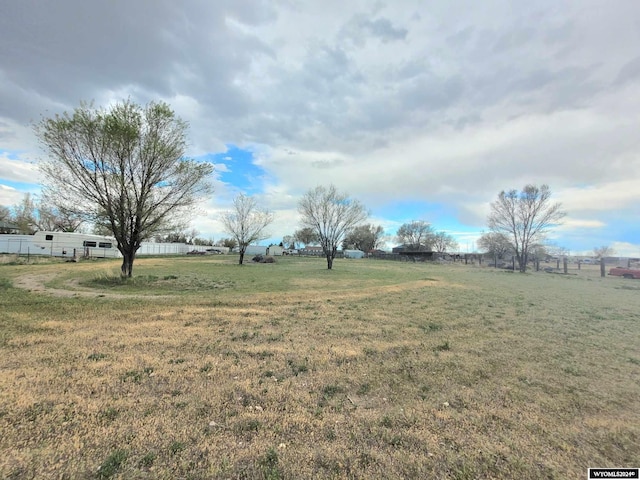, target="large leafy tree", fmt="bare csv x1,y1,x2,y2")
342,224,385,252
222,194,274,265
487,184,565,272
395,220,435,250
215,237,238,249
293,227,320,247
36,100,213,277
298,185,368,270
